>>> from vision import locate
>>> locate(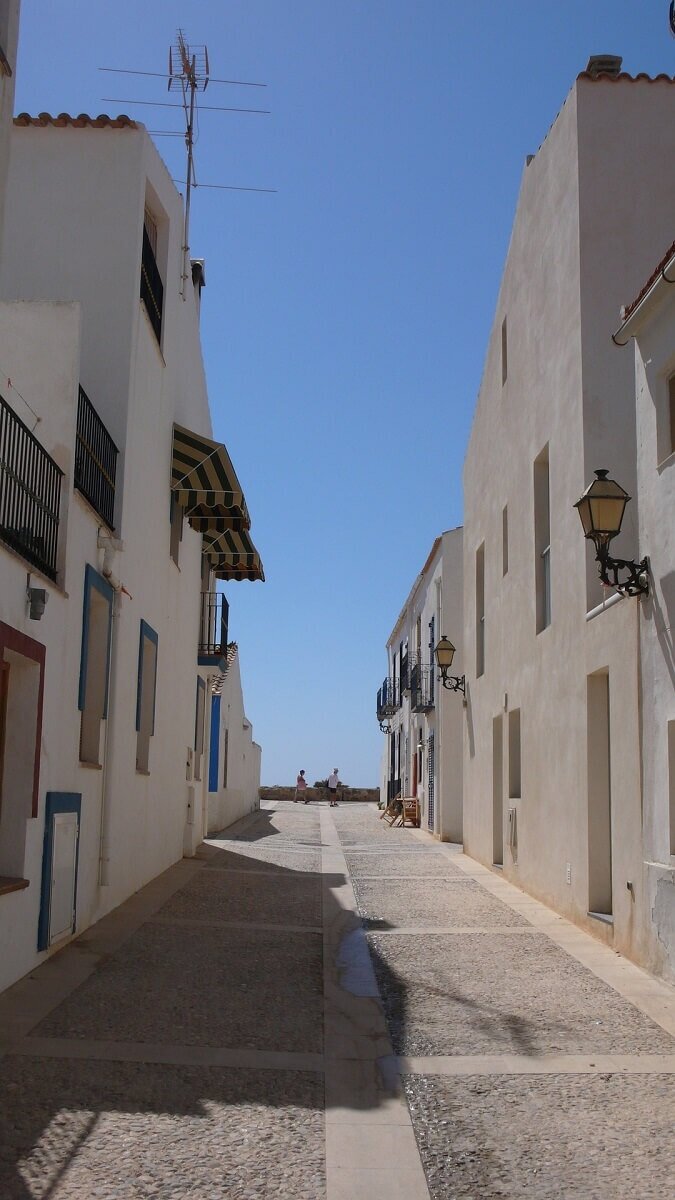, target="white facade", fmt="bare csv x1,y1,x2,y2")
461,69,675,976
614,249,675,979
0,111,261,992
0,1,19,245
206,646,262,835
380,528,463,841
